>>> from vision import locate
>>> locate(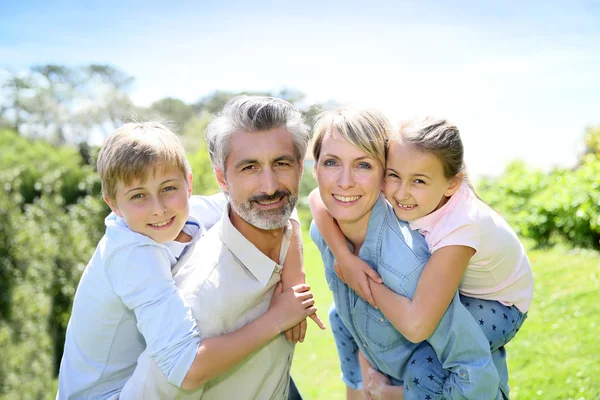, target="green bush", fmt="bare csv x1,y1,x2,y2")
478,156,600,250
